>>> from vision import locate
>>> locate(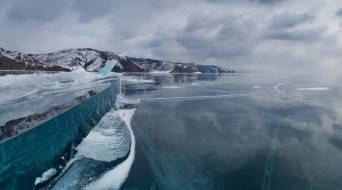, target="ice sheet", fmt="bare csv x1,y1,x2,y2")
0,70,116,133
